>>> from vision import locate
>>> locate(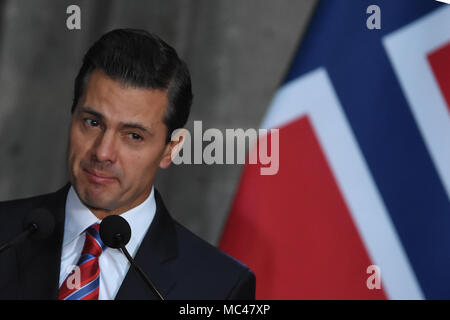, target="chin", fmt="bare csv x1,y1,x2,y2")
75,183,115,210
83,195,118,212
